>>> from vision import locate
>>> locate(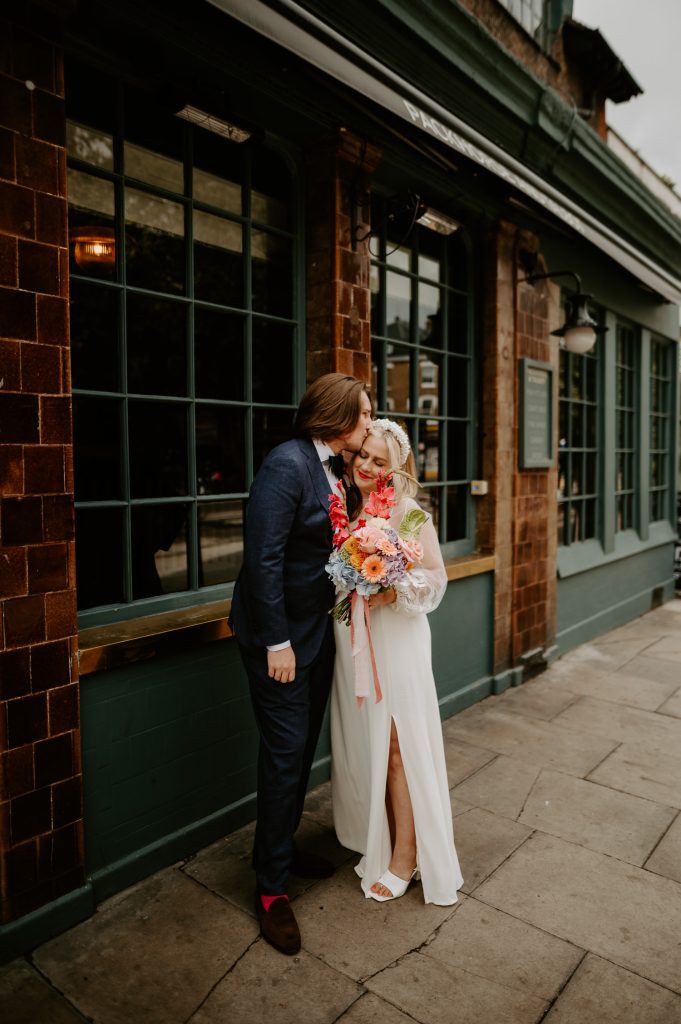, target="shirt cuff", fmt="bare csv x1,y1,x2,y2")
267,641,292,652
